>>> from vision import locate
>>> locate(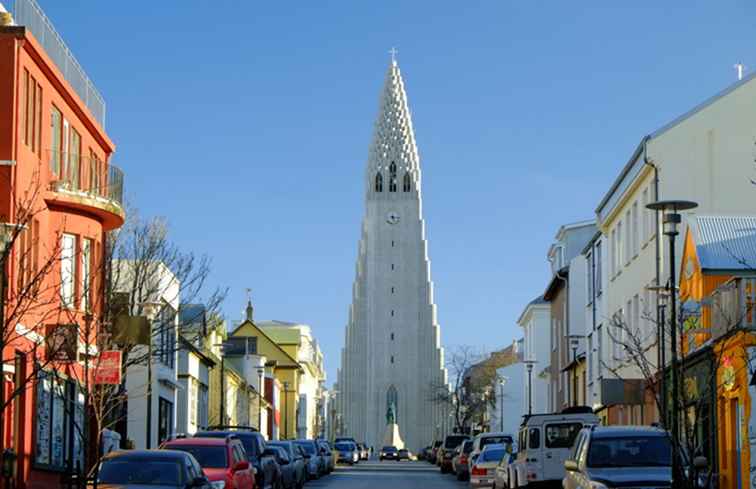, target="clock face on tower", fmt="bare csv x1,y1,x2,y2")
386,212,400,225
